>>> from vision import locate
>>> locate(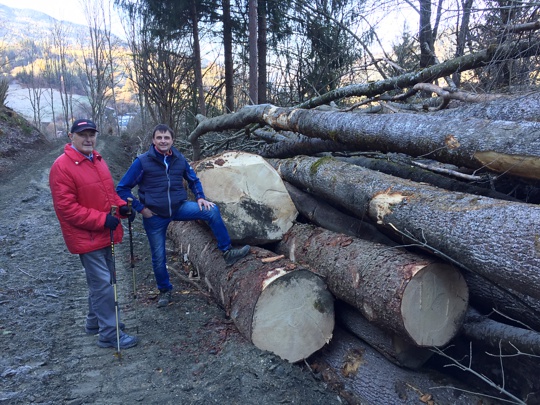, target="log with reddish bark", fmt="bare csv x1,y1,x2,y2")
275,223,469,347
167,221,334,363
270,156,540,301
335,300,434,370
309,327,491,405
